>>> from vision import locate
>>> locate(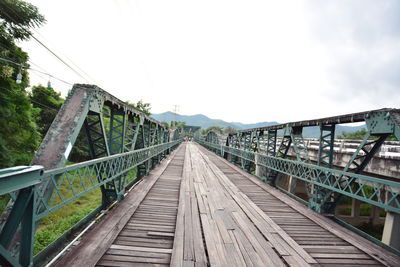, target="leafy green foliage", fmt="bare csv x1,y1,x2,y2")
30,85,63,135
201,126,224,135
337,128,398,141
0,0,45,41
126,99,151,115
161,121,186,129
0,0,45,168
337,129,368,140
224,126,237,135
